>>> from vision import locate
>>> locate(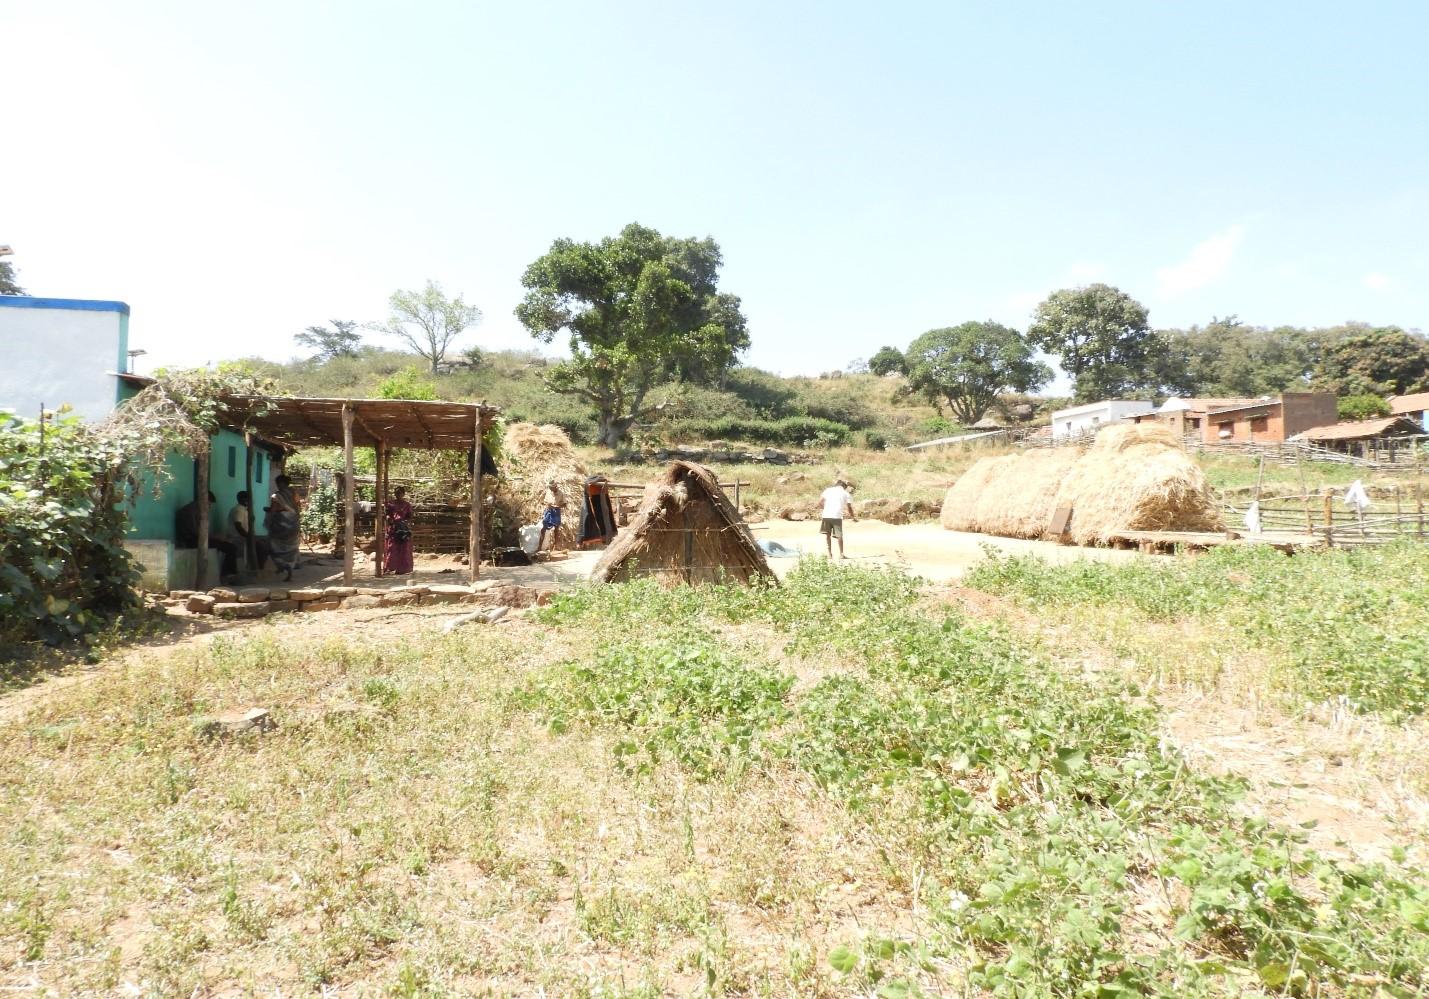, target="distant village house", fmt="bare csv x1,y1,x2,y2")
1200,392,1337,444
1389,391,1429,432
1050,400,1154,440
